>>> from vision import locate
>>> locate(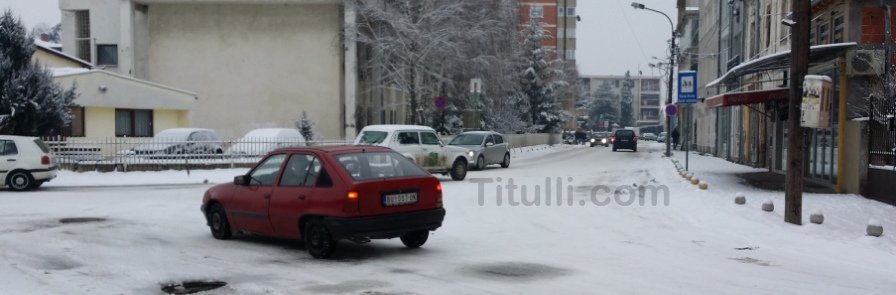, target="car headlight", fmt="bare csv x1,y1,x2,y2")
468,151,474,157
602,138,607,143
590,138,595,143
